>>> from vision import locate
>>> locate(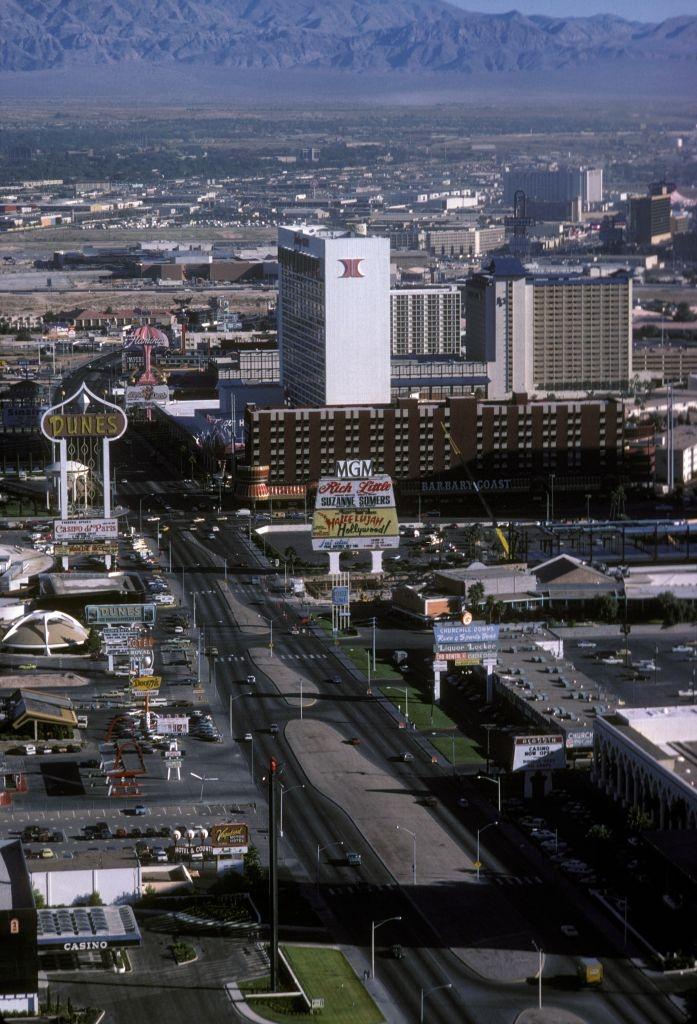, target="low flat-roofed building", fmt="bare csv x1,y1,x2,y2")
595,706,697,830
30,849,141,906
6,688,77,737
39,572,138,599
0,839,39,1015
